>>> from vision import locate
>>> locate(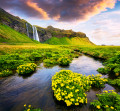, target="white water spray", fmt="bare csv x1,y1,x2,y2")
33,26,40,42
